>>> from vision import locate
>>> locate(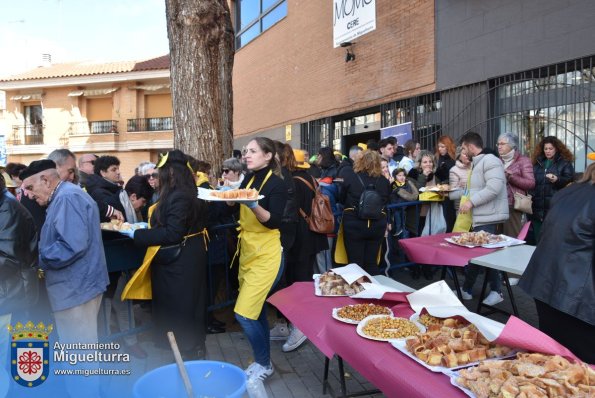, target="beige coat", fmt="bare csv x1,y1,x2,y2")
450,153,508,227
449,160,470,210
